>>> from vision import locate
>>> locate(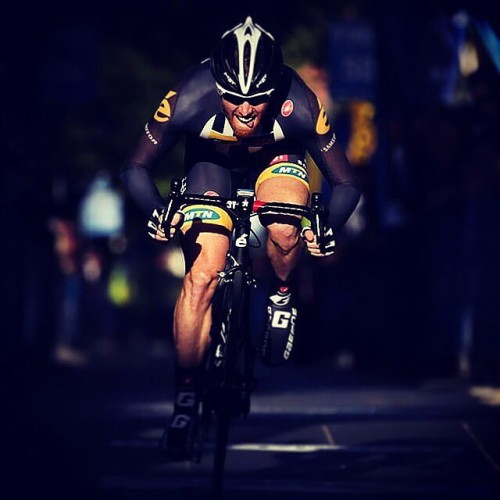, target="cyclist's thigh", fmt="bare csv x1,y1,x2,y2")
184,161,233,197
181,162,233,271
255,155,310,227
